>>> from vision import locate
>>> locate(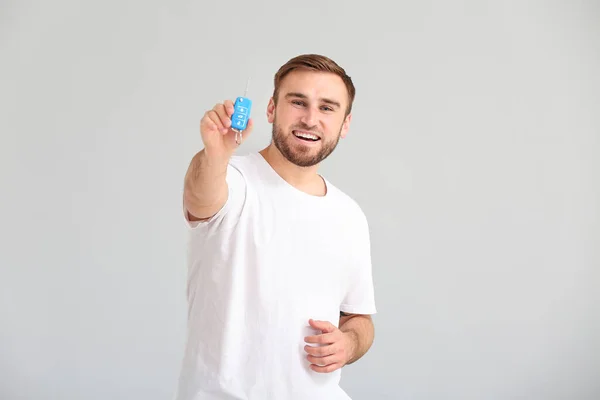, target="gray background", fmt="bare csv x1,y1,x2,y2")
1,1,599,399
